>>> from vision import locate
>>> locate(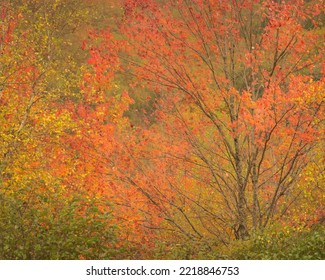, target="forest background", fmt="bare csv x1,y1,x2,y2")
0,0,324,259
